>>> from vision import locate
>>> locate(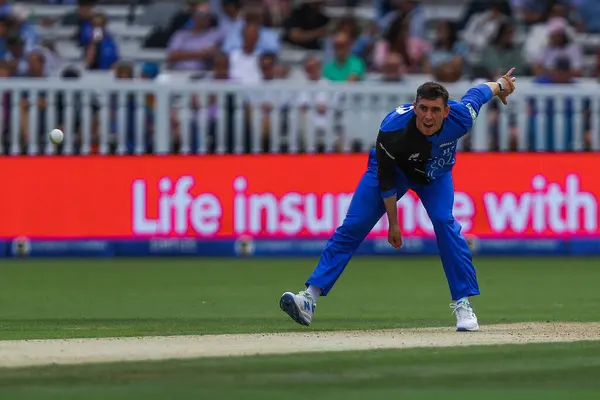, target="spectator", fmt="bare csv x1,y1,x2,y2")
0,0,11,17
221,5,280,55
256,52,288,152
166,2,223,71
166,0,208,39
61,0,95,48
373,15,430,73
212,0,243,36
296,55,330,152
429,20,468,82
229,23,262,84
575,0,600,33
459,0,513,30
10,5,37,53
530,57,584,151
461,1,509,66
5,35,28,77
0,15,10,59
0,60,11,153
379,52,404,82
323,15,373,63
323,31,366,82
481,21,524,80
205,52,235,153
283,0,330,50
379,0,426,40
523,2,577,67
509,0,547,25
532,17,583,77
84,13,119,70
18,52,48,153
110,62,139,154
